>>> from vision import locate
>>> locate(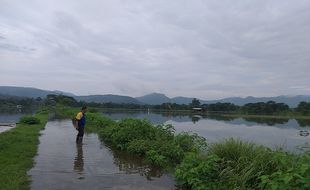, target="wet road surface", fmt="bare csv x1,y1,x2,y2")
28,120,176,190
